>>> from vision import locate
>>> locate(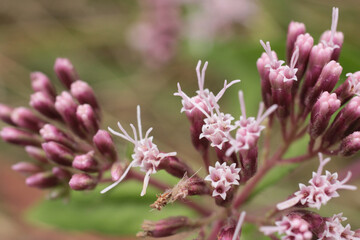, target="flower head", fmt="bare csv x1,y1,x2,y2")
204,161,240,200
102,106,177,196
277,153,357,210
319,213,360,240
